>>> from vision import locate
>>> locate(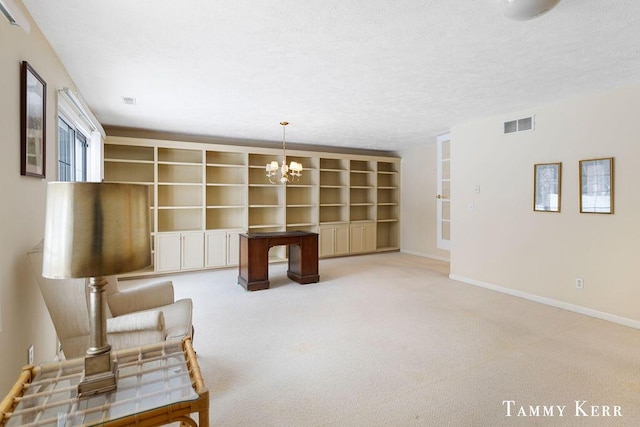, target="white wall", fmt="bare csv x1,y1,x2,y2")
0,1,85,392
450,85,640,323
400,141,450,261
